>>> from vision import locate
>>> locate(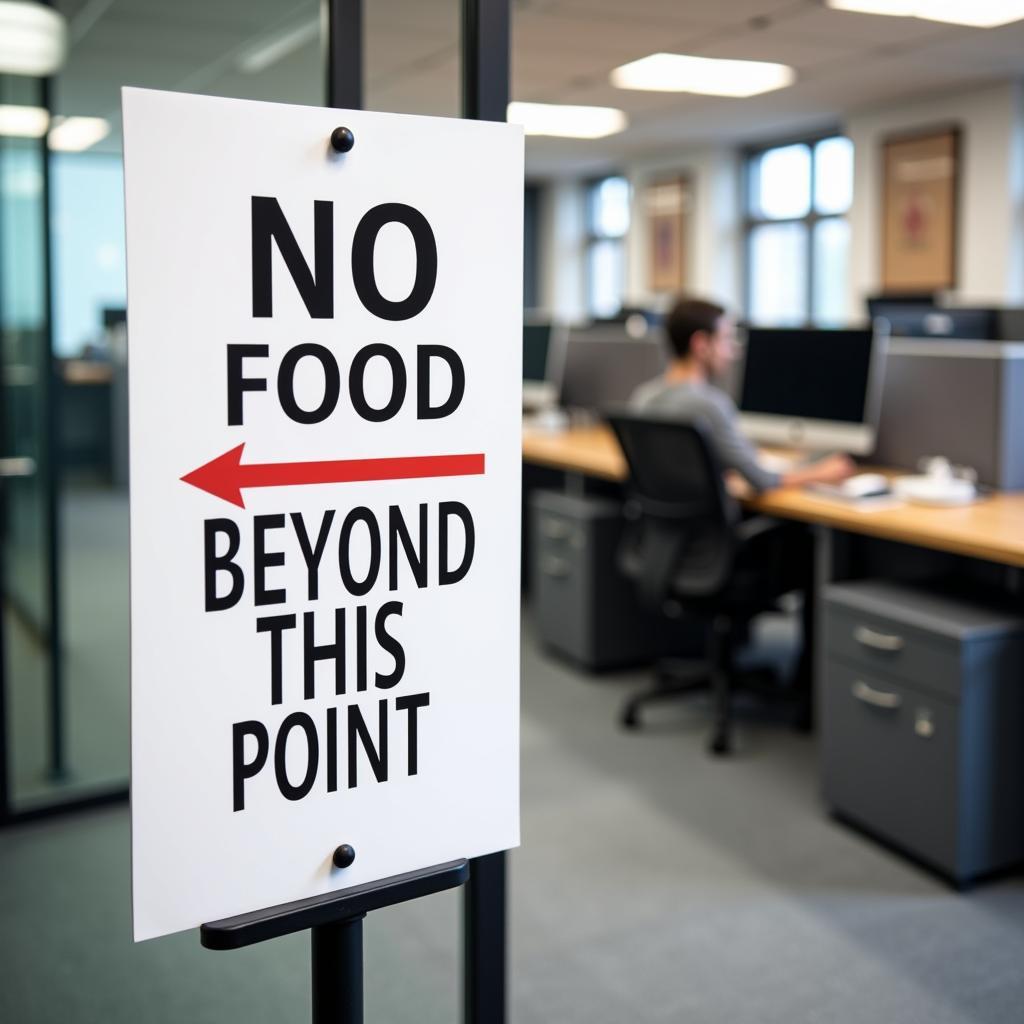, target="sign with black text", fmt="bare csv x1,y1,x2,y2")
123,88,522,941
